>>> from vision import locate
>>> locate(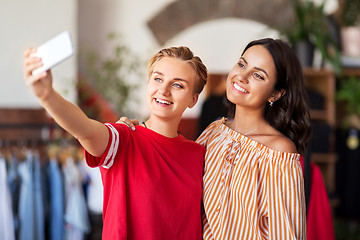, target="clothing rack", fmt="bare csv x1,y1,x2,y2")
0,108,48,139
0,139,94,240
0,109,76,147
0,122,61,144
0,122,57,129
